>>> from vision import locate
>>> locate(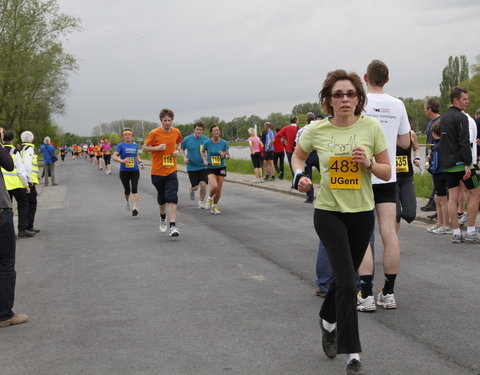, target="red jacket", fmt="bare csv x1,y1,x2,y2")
276,124,298,153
